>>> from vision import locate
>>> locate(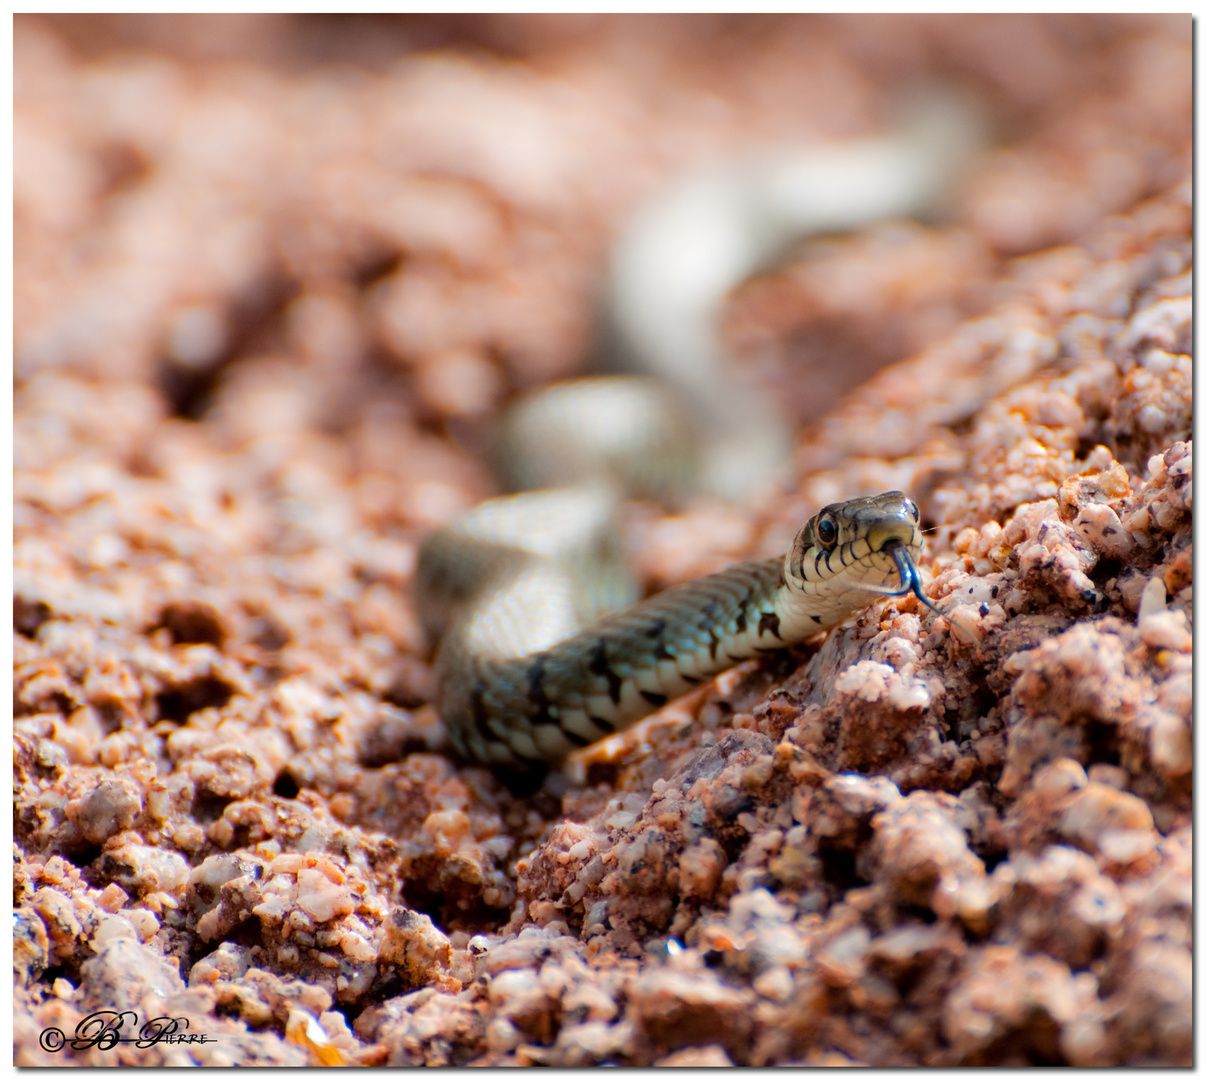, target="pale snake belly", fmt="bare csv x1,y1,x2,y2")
424,491,937,769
